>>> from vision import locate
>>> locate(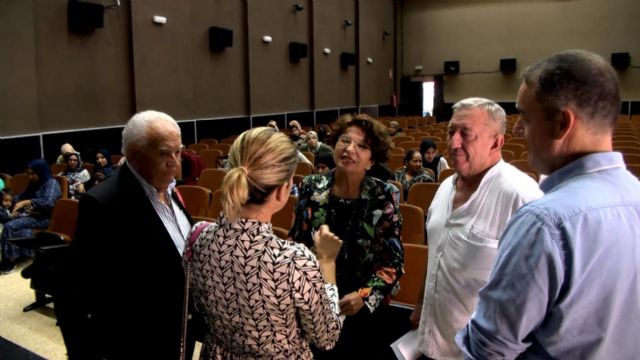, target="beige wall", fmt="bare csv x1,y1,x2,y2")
402,0,640,102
